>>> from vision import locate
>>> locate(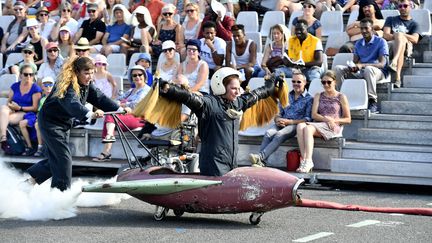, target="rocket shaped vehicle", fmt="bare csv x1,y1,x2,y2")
83,166,304,225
